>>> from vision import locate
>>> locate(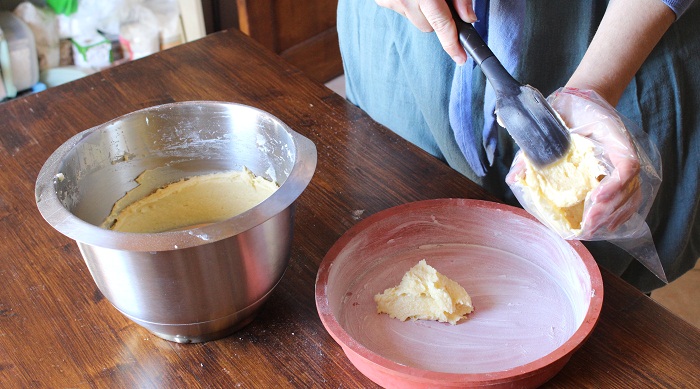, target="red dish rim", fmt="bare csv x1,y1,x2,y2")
315,198,604,386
